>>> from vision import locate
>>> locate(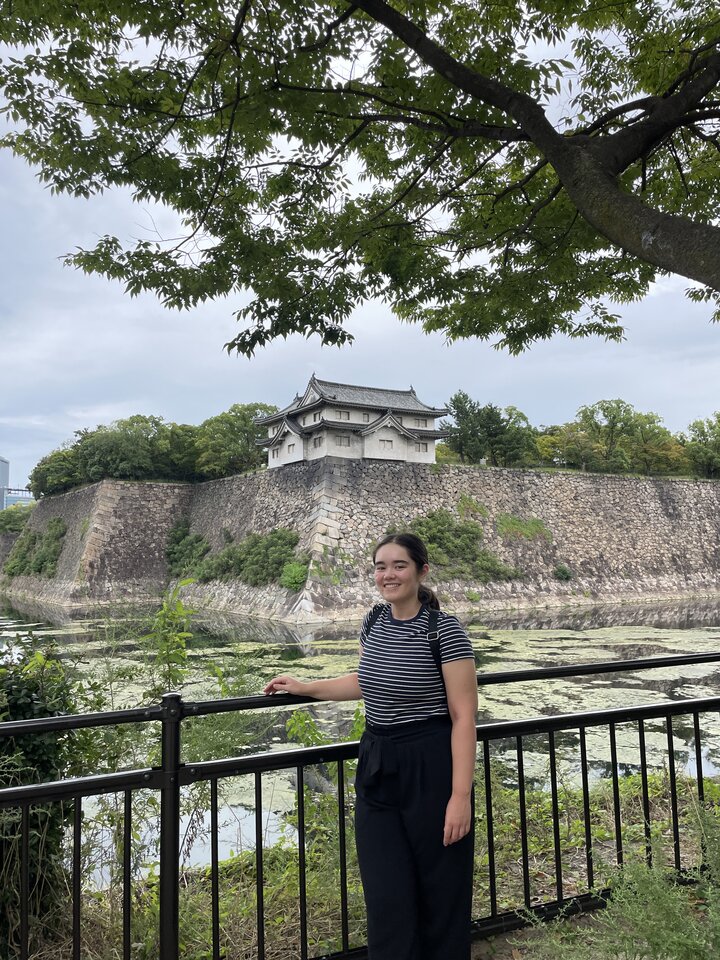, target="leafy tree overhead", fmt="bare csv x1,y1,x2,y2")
1,3,718,355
